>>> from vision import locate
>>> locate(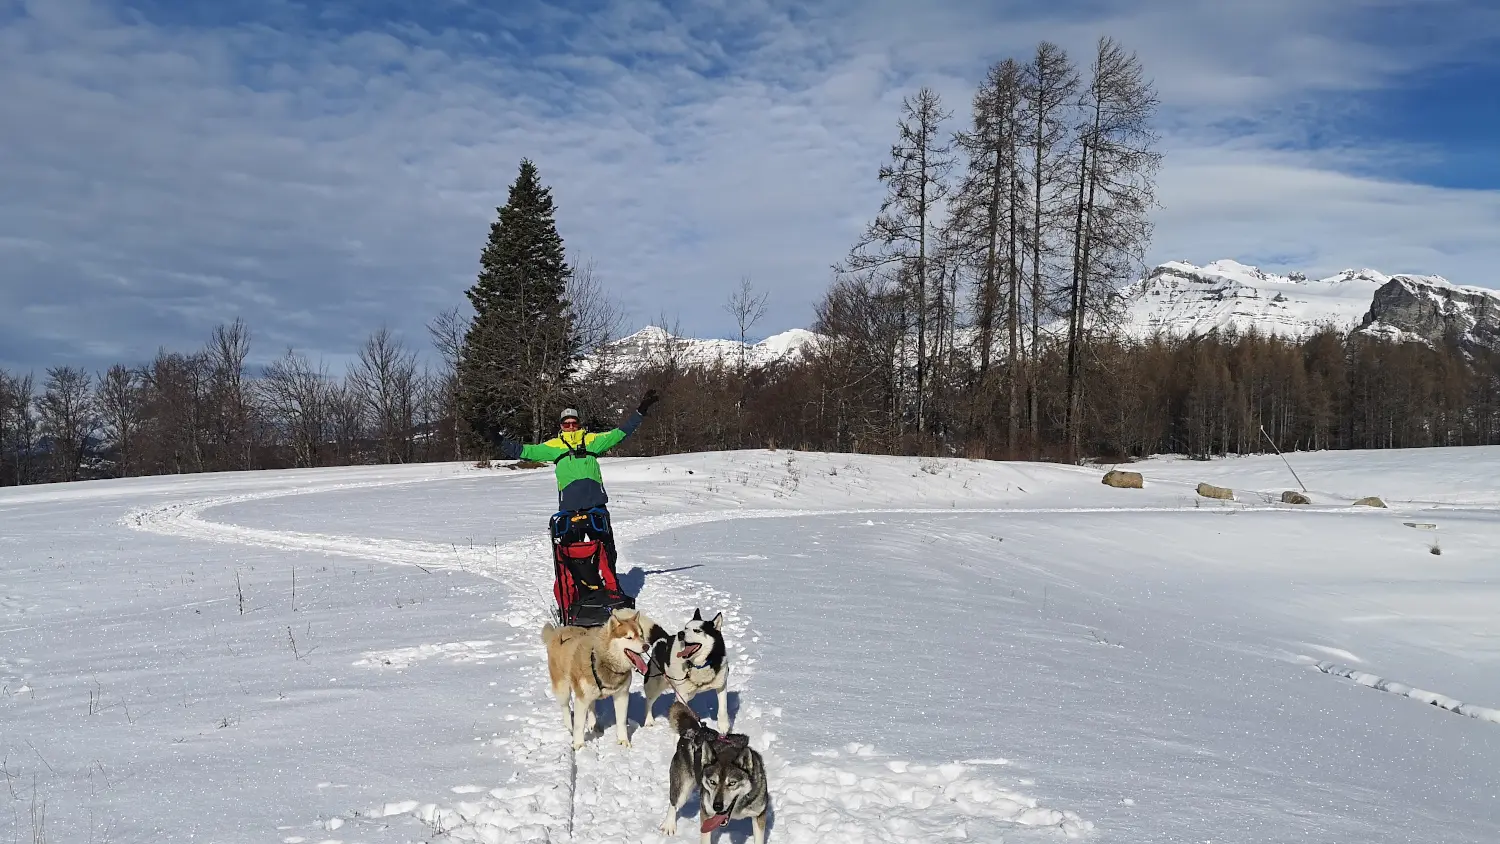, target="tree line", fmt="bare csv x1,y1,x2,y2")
592,324,1500,461
8,297,1495,488
0,319,460,486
